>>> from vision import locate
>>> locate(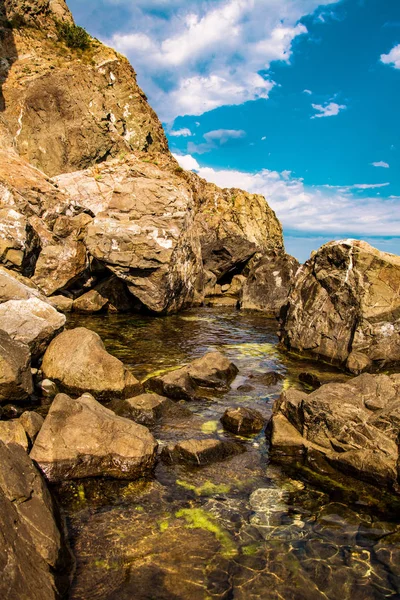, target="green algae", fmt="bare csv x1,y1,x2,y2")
157,518,170,532
201,420,219,434
242,544,260,556
141,365,181,383
175,508,237,558
176,479,231,496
